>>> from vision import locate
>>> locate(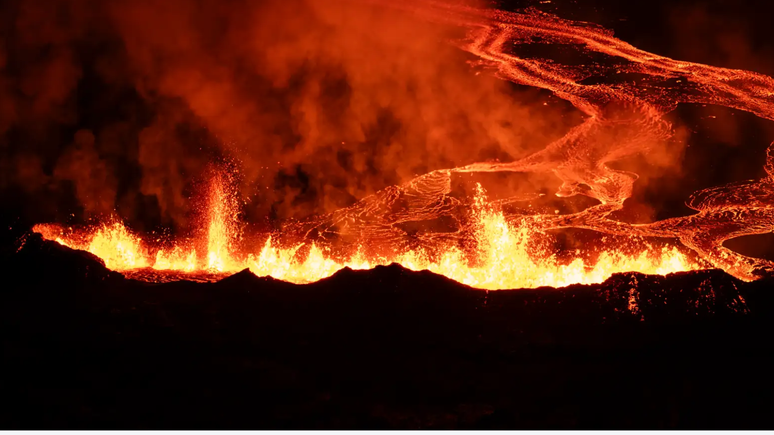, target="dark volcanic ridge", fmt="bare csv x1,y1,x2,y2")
3,233,774,429
6,232,770,323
